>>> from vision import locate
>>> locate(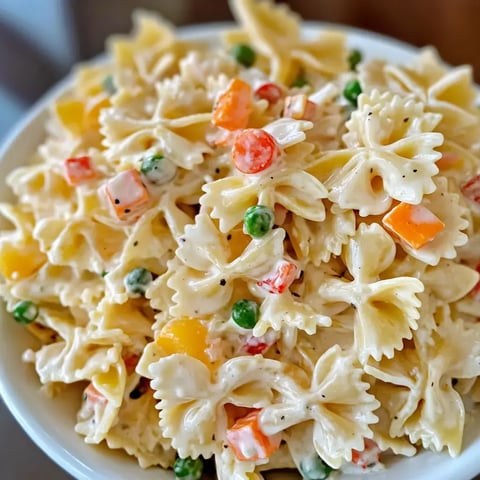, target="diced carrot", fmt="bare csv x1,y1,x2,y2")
462,174,480,204
255,83,284,104
283,94,316,120
156,318,212,367
226,410,281,461
123,353,140,375
224,404,257,427
55,100,85,135
212,78,253,131
104,169,150,221
64,156,97,186
351,439,381,470
0,242,47,281
436,152,462,170
382,202,445,249
232,128,279,174
83,383,107,406
242,330,278,355
257,260,299,294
